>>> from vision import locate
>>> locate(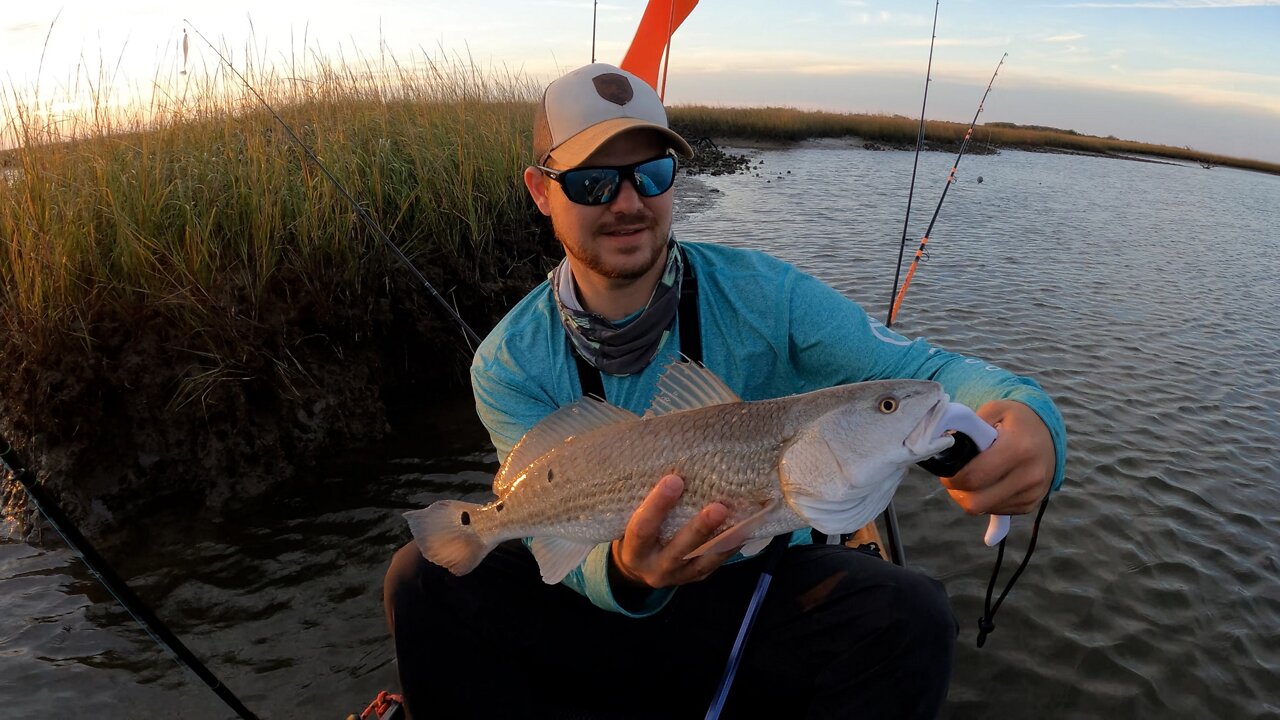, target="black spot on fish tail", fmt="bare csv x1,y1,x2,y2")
495,502,505,513
547,468,554,482
460,511,471,526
